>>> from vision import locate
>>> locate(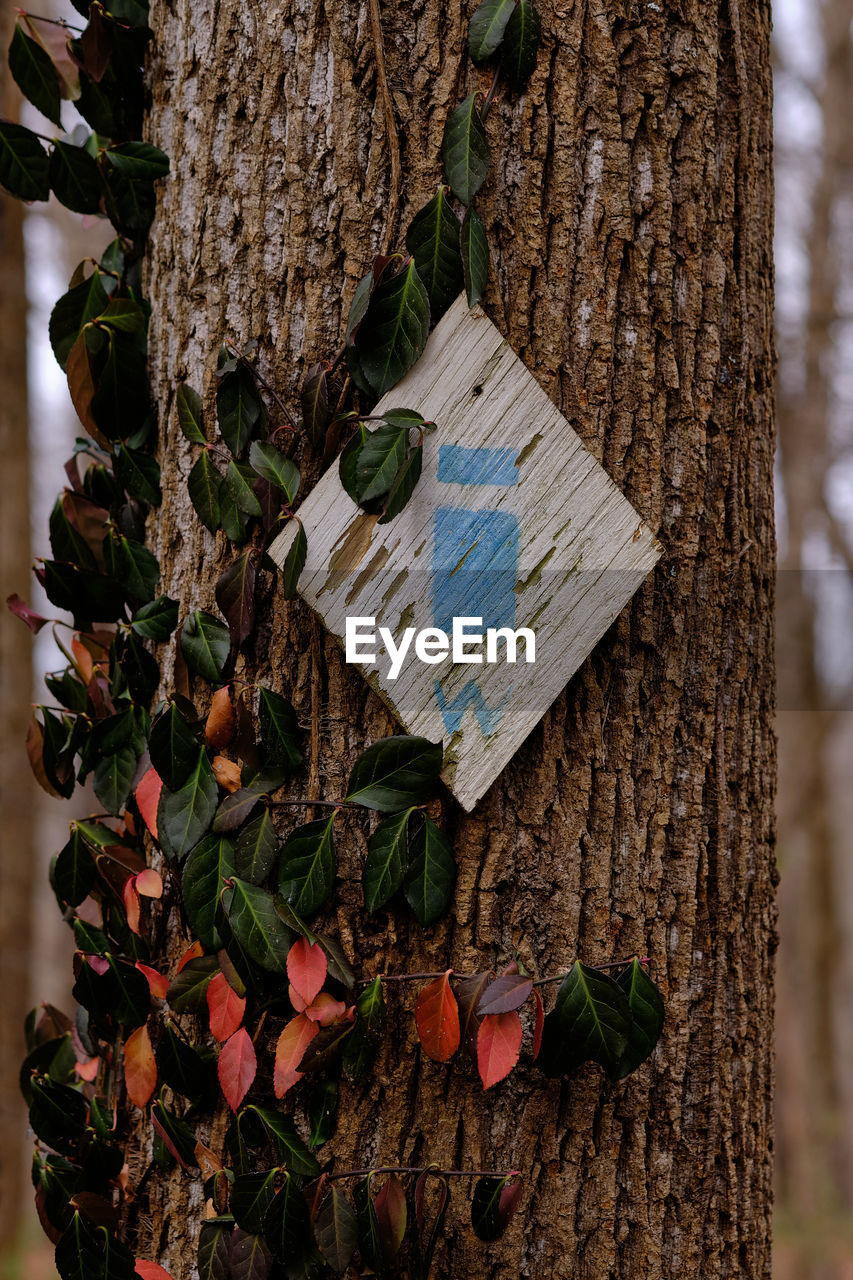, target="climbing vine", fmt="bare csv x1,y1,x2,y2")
3,0,666,1275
